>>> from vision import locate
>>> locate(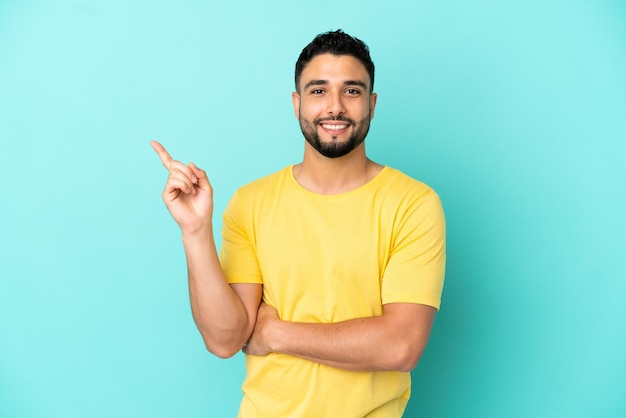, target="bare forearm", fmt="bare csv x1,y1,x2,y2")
182,228,254,358
273,317,404,371
151,142,259,357
261,304,435,372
